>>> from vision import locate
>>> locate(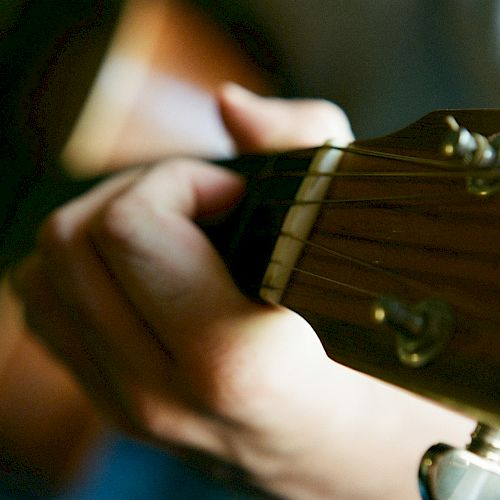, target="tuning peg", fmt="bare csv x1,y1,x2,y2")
442,116,500,195
419,423,500,500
